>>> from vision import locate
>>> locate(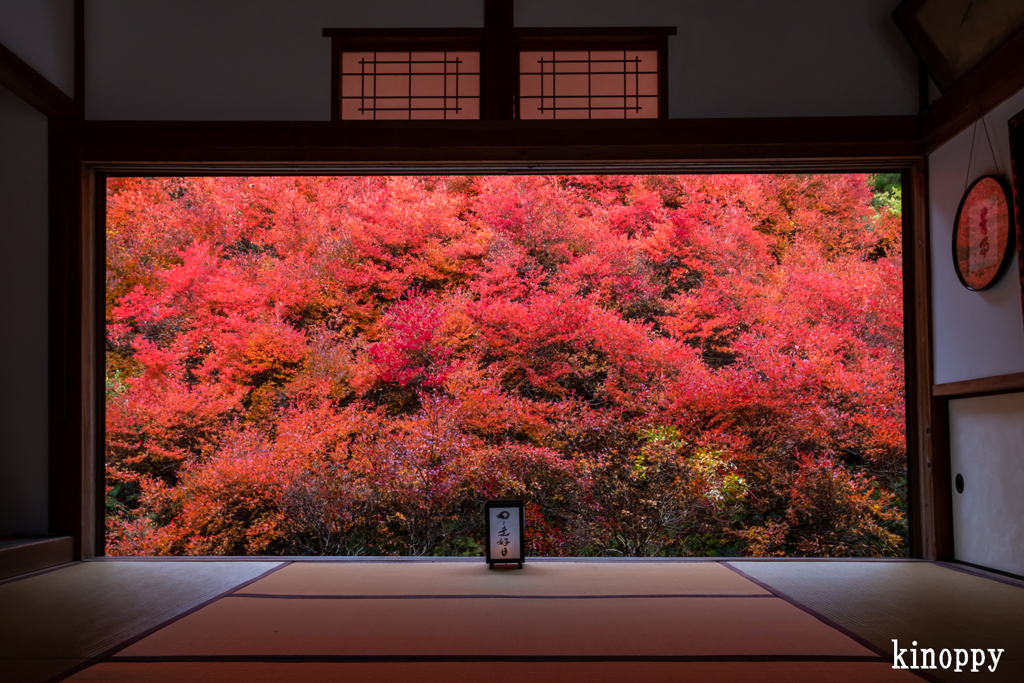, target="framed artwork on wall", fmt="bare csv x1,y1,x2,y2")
952,175,1015,291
